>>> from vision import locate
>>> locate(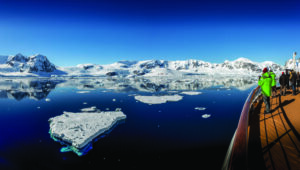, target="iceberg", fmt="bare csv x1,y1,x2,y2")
80,106,98,112
76,91,90,94
48,108,126,156
134,95,183,104
202,114,211,118
195,107,206,111
181,91,202,95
